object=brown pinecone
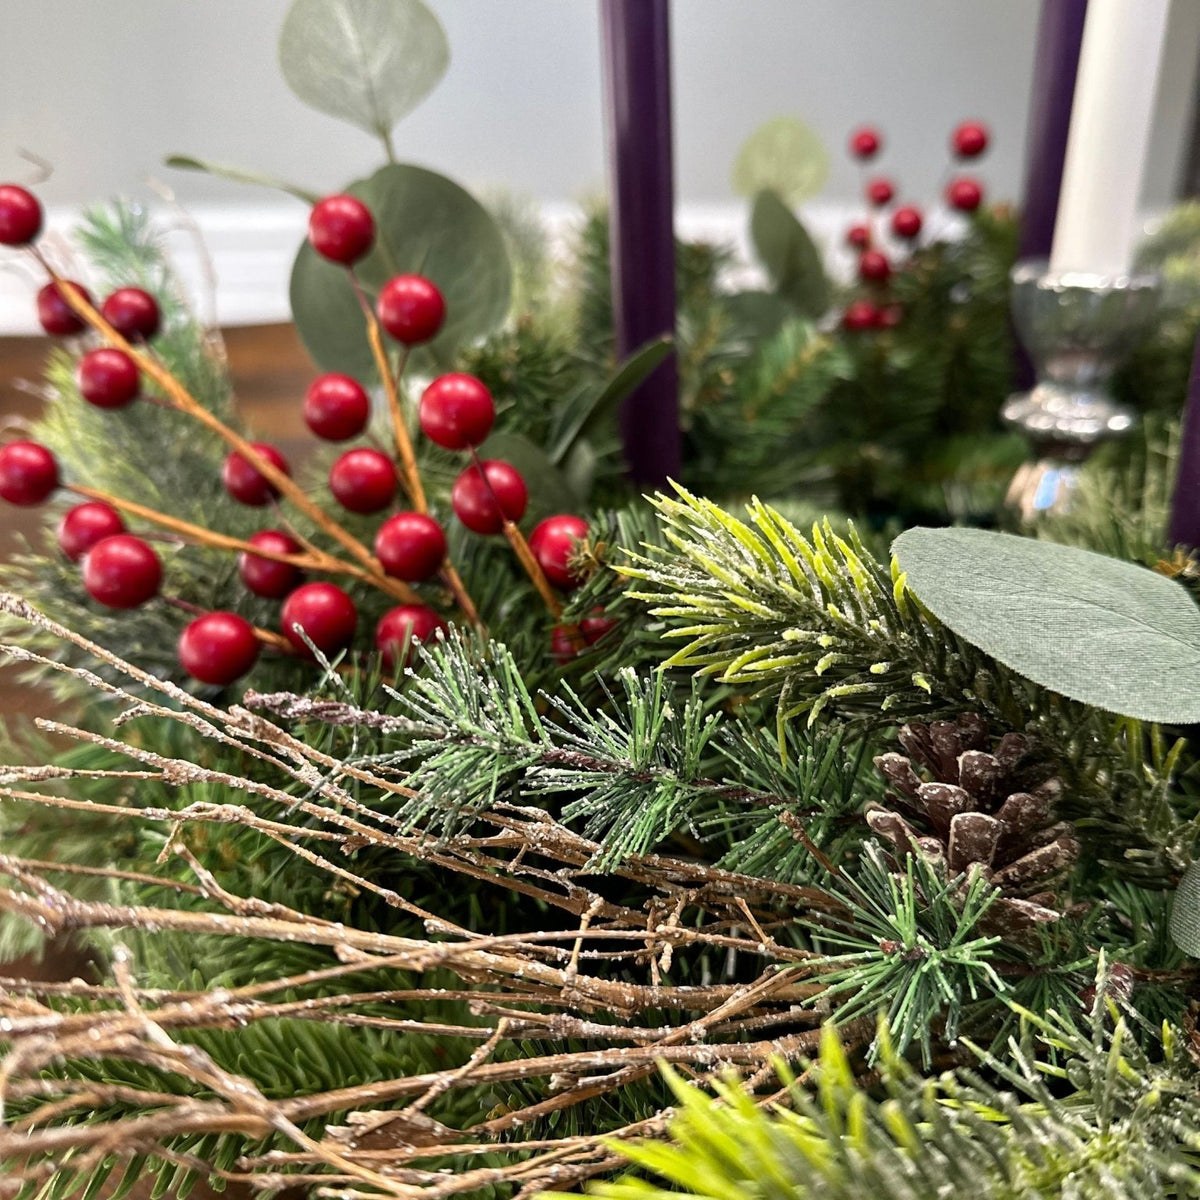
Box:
[868,713,1079,926]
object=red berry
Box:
[419,374,495,450]
[377,275,445,345]
[37,281,92,336]
[281,582,357,657]
[451,460,528,535]
[308,195,375,265]
[891,206,923,240]
[841,300,878,332]
[328,448,397,514]
[845,223,871,250]
[551,625,578,664]
[0,185,42,245]
[581,607,617,645]
[849,127,882,160]
[858,250,891,285]
[78,348,140,409]
[100,288,160,342]
[866,178,895,207]
[877,303,904,329]
[0,441,58,505]
[529,514,589,589]
[304,373,370,441]
[375,604,447,669]
[238,529,304,598]
[57,502,125,561]
[952,121,989,159]
[374,512,446,581]
[178,611,260,685]
[947,177,984,212]
[82,534,161,609]
[222,443,290,506]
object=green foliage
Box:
[625,485,986,729]
[893,525,1200,723]
[578,991,1200,1200]
[277,0,449,147]
[804,846,1006,1063]
[163,154,319,202]
[289,162,512,378]
[749,189,830,317]
[732,116,829,207]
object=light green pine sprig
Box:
[624,484,1004,732]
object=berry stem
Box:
[347,269,484,632]
[466,448,563,620]
[439,563,483,630]
[161,594,295,654]
[65,484,421,605]
[40,261,411,603]
[347,272,426,511]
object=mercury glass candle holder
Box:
[1003,261,1160,516]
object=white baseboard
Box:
[1,196,1106,336]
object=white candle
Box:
[1049,0,1170,277]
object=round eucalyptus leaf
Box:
[278,0,449,138]
[1171,862,1200,956]
[893,526,1200,724]
[732,116,829,207]
[289,164,512,380]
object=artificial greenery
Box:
[580,974,1200,1200]
[5,2,1200,1197]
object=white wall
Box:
[1,1,1197,328]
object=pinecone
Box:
[868,713,1079,927]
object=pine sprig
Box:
[802,845,1007,1064]
[625,484,994,729]
[578,970,1200,1200]
[386,632,843,868]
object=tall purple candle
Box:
[599,0,680,486]
[1018,0,1089,263]
[1168,331,1200,548]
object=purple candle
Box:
[599,0,680,486]
[1168,331,1200,548]
[1018,0,1089,263]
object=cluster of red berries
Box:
[0,184,611,687]
[840,120,990,333]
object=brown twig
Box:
[39,268,417,604]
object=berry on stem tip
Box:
[0,441,58,506]
[308,195,375,265]
[0,184,42,245]
[178,611,260,685]
[377,274,445,345]
[419,374,494,450]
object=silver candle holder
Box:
[1003,261,1160,517]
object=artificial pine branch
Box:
[578,966,1200,1200]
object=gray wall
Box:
[1,1,1197,212]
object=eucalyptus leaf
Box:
[165,156,319,204]
[893,526,1200,724]
[289,163,511,380]
[278,0,449,140]
[750,190,830,318]
[475,432,581,522]
[721,290,793,341]
[732,116,829,207]
[1171,862,1200,956]
[547,337,673,465]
